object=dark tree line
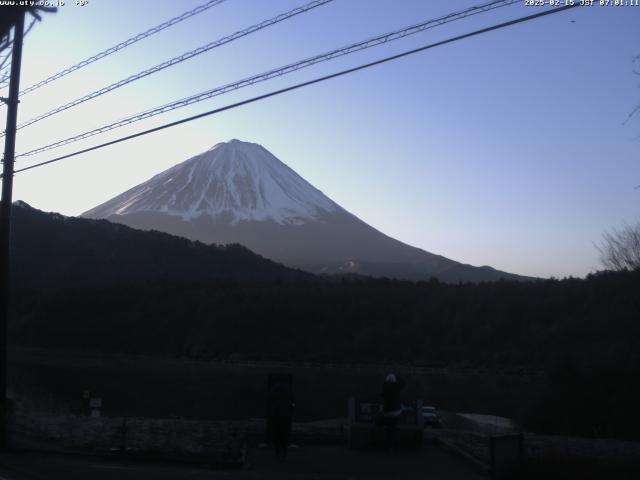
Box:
[8,203,640,439]
[10,270,640,439]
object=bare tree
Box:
[597,222,640,271]
[624,55,640,126]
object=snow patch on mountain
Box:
[84,139,340,225]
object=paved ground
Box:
[0,444,484,480]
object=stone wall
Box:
[7,414,347,463]
[8,414,250,464]
[524,433,640,463]
[432,428,640,468]
[431,429,490,464]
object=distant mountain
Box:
[84,139,533,283]
[10,201,312,291]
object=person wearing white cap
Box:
[379,372,406,449]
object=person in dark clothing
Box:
[267,381,295,458]
[379,372,406,449]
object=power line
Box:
[0,33,11,55]
[0,18,39,90]
[18,0,229,96]
[11,0,334,133]
[16,0,520,158]
[0,19,36,73]
[12,3,580,176]
[0,49,11,73]
[0,38,13,87]
[0,69,9,89]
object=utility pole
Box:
[0,10,25,450]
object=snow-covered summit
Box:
[84,139,340,225]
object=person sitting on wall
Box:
[267,381,295,459]
[376,372,406,449]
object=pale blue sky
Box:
[5,0,640,278]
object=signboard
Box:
[268,373,292,391]
[354,401,383,423]
[350,398,421,426]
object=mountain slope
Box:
[84,140,532,283]
[11,201,312,291]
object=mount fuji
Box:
[83,139,530,282]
